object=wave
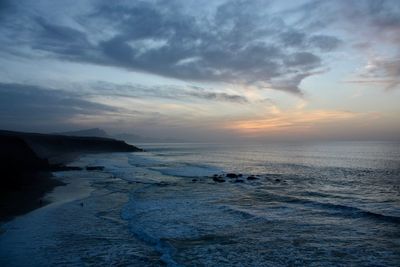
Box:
[151,163,221,178]
[127,154,163,167]
[304,201,400,224]
[121,202,181,267]
[299,191,344,199]
[240,190,400,224]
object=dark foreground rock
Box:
[213,177,225,183]
[0,135,64,221]
[0,135,50,190]
[86,166,105,171]
[50,164,83,171]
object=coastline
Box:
[0,129,141,224]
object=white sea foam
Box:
[151,164,221,178]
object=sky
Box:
[0,0,399,142]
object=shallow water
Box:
[1,141,399,266]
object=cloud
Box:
[89,81,248,103]
[347,57,400,90]
[33,18,92,58]
[2,0,398,96]
[187,91,247,103]
[309,35,342,52]
[279,31,306,48]
[347,0,400,30]
[0,0,10,12]
[0,82,117,131]
[224,110,357,135]
[0,0,344,94]
[338,1,400,90]
[284,0,400,91]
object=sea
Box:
[0,141,399,266]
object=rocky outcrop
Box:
[0,135,46,167]
[210,173,282,184]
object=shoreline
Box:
[0,171,65,223]
[0,129,142,224]
[0,154,163,266]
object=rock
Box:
[213,177,225,183]
[86,166,104,171]
[51,164,83,171]
[247,175,258,180]
[0,135,50,172]
[275,178,281,182]
[226,173,238,178]
[234,179,244,183]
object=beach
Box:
[0,130,141,222]
[0,154,162,266]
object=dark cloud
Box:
[349,0,400,30]
[285,0,400,38]
[0,0,346,94]
[89,82,248,103]
[280,31,306,48]
[86,1,329,93]
[0,0,15,15]
[187,91,247,103]
[34,18,92,57]
[0,0,10,11]
[309,35,342,52]
[0,83,117,131]
[284,52,321,68]
[8,1,399,93]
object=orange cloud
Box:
[224,110,357,135]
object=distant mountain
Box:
[55,128,110,138]
[113,133,143,142]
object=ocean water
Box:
[1,142,399,266]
